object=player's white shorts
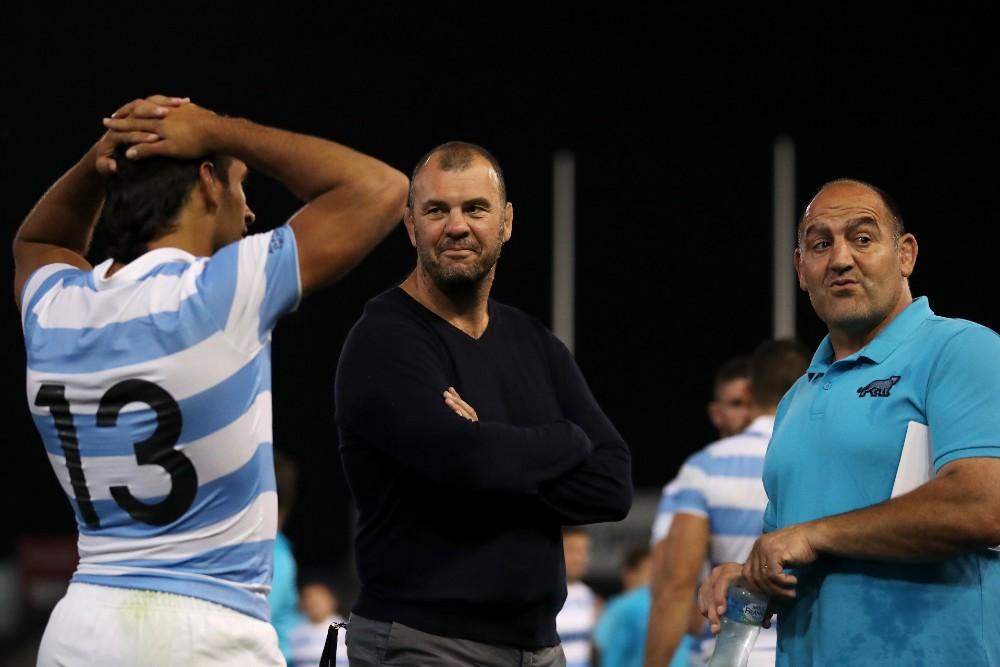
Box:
[37,582,285,666]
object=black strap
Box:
[319,619,350,667]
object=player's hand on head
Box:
[96,95,191,175]
[101,97,220,162]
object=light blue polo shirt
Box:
[764,297,1000,666]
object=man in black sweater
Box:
[335,142,632,666]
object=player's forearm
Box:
[15,144,104,254]
[809,460,1000,560]
[643,585,696,667]
[211,116,401,204]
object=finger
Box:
[443,396,464,415]
[741,560,758,593]
[129,101,172,119]
[454,399,478,421]
[103,117,162,133]
[742,549,766,594]
[108,97,185,123]
[124,141,175,160]
[445,388,479,420]
[95,156,117,176]
[105,130,161,144]
[110,98,144,119]
[766,570,798,597]
[706,575,730,633]
[443,395,472,420]
[144,95,190,107]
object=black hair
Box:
[98,144,231,263]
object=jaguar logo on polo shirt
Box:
[857,375,902,398]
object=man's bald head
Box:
[408,141,507,208]
[798,179,905,248]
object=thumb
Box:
[125,142,168,160]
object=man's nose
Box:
[443,209,470,235]
[829,238,853,271]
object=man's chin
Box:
[432,271,485,291]
[824,306,881,333]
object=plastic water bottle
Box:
[707,578,768,667]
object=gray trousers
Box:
[345,614,566,667]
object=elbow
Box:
[611,455,634,520]
[376,168,409,228]
[590,479,633,523]
[609,480,634,521]
[593,457,634,522]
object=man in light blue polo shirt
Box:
[699,179,1000,666]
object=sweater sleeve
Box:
[535,337,633,524]
[334,308,593,495]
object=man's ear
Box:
[403,208,417,248]
[502,202,513,242]
[794,248,807,291]
[197,161,222,212]
[898,233,918,278]
[707,401,722,431]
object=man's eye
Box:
[856,235,872,245]
[812,240,830,251]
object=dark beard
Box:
[417,229,504,295]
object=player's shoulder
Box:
[687,428,769,468]
[921,312,1000,348]
[21,262,92,307]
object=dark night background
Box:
[0,2,996,647]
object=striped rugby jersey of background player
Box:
[652,415,778,666]
[20,225,300,621]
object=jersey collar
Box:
[807,297,934,377]
[92,248,198,290]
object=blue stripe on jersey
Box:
[657,492,674,513]
[60,269,97,291]
[34,349,272,458]
[258,226,300,341]
[665,488,708,512]
[137,261,194,281]
[72,571,271,621]
[686,455,765,477]
[708,507,765,537]
[196,241,239,332]
[176,347,270,444]
[77,442,275,538]
[25,294,222,373]
[97,539,274,586]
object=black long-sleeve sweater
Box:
[334,287,632,648]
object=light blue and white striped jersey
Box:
[557,581,597,667]
[652,415,776,666]
[20,226,300,622]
